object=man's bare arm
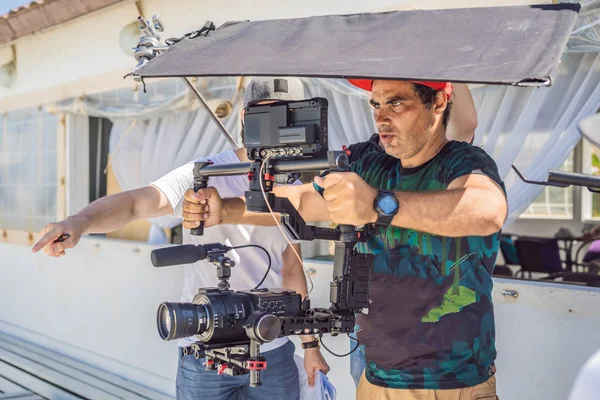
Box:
[317,171,506,237]
[390,174,506,237]
[82,186,173,233]
[32,186,172,255]
[446,83,477,143]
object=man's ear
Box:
[434,91,448,116]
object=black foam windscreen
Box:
[151,244,207,267]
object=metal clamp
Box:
[501,289,518,298]
[129,14,238,148]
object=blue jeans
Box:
[176,341,299,400]
[349,332,366,388]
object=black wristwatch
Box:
[301,339,320,349]
[373,190,399,227]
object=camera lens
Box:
[156,302,208,341]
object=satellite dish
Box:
[119,21,142,57]
[580,113,600,147]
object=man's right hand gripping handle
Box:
[183,161,227,232]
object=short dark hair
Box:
[412,83,452,129]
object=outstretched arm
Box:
[32,186,172,256]
[315,171,507,237]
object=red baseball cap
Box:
[348,79,453,99]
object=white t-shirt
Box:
[151,149,294,352]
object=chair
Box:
[576,240,600,266]
[514,237,565,279]
[492,264,514,277]
[492,234,519,278]
[499,234,520,266]
[561,272,600,287]
[568,239,600,273]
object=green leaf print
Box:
[423,250,477,323]
[421,285,477,323]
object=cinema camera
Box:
[131,15,374,387]
[151,95,375,387]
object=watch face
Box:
[378,194,398,215]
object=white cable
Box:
[259,157,314,297]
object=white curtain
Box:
[474,52,600,225]
[109,109,242,243]
[566,0,600,52]
[108,85,243,243]
[49,78,197,119]
[302,78,376,150]
[580,113,600,144]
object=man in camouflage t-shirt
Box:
[185,79,508,400]
[349,143,503,390]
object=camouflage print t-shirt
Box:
[351,140,505,390]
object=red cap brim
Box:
[347,79,374,91]
[348,79,453,99]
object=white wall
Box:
[0,237,184,396]
[493,278,600,400]
[0,1,143,110]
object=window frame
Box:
[0,110,66,245]
[518,142,581,221]
[88,117,113,204]
[580,138,600,223]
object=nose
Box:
[375,108,391,130]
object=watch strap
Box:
[301,339,320,349]
[374,190,399,227]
